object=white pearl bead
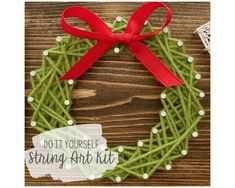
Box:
[198,110,205,116]
[118,146,124,153]
[195,73,201,80]
[56,36,62,42]
[192,131,199,137]
[43,50,48,56]
[163,27,169,33]
[137,140,144,147]
[152,128,158,134]
[177,40,183,47]
[30,121,36,127]
[64,100,70,105]
[144,20,148,25]
[115,176,121,182]
[27,96,34,102]
[68,79,74,85]
[199,91,205,98]
[160,93,167,99]
[114,47,120,53]
[161,111,167,117]
[65,164,71,170]
[116,16,122,22]
[30,71,36,77]
[188,56,194,63]
[143,173,149,179]
[165,164,172,170]
[181,149,188,156]
[67,120,73,125]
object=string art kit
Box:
[27,2,205,182]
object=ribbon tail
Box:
[128,41,183,87]
[60,41,113,80]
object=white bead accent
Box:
[177,40,183,47]
[30,121,36,127]
[152,128,158,134]
[137,140,144,147]
[115,176,121,182]
[144,20,148,25]
[30,71,36,77]
[116,16,122,22]
[160,93,167,99]
[163,27,169,33]
[27,96,34,102]
[188,56,194,63]
[181,149,188,156]
[195,73,201,80]
[67,120,73,125]
[64,100,70,105]
[65,164,71,170]
[56,36,62,42]
[192,131,199,137]
[199,91,205,98]
[68,79,74,85]
[161,111,167,117]
[198,110,205,116]
[114,47,120,53]
[118,146,124,153]
[165,164,172,170]
[43,50,48,56]
[143,173,149,179]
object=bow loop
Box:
[59,2,184,87]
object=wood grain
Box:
[25,2,210,186]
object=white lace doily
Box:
[194,22,210,54]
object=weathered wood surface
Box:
[25,2,210,186]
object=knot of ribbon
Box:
[60,2,183,87]
[108,33,133,44]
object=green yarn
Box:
[27,18,204,182]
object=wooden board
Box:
[25,2,210,186]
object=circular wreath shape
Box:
[27,18,204,182]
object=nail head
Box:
[152,128,158,134]
[56,36,62,42]
[115,176,121,182]
[116,16,122,22]
[30,121,36,127]
[67,120,73,125]
[30,71,36,77]
[114,47,120,53]
[165,164,172,170]
[117,146,124,153]
[68,79,74,85]
[27,96,34,102]
[137,140,144,147]
[143,173,149,179]
[161,111,167,117]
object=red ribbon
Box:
[60,2,183,87]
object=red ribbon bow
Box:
[60,2,183,87]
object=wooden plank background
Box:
[25,2,210,186]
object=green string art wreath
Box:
[27,18,205,182]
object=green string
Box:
[27,19,204,182]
